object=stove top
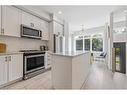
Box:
[19,50,39,52]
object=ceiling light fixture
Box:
[81,25,85,31]
[58,11,62,14]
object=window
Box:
[76,39,83,50]
[84,39,90,51]
[92,38,103,52]
[74,34,103,52]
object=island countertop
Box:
[50,51,90,57]
[51,51,91,89]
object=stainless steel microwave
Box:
[21,24,42,39]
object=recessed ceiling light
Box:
[58,11,62,14]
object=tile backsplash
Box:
[0,36,48,52]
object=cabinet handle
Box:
[9,56,11,61]
[30,23,34,27]
[5,56,8,62]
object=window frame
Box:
[75,35,84,51]
[84,36,91,51]
[74,34,104,53]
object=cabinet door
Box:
[8,54,23,82]
[22,11,41,29]
[0,55,8,86]
[2,6,21,37]
[22,11,33,27]
[32,16,41,29]
[45,53,52,69]
[41,21,49,40]
[54,22,64,35]
[0,6,1,35]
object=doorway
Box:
[113,42,126,74]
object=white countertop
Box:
[51,51,90,57]
[0,52,24,56]
[0,50,51,56]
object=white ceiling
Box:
[25,6,119,31]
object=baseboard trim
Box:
[0,77,23,89]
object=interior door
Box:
[113,42,126,74]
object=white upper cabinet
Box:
[0,6,1,35]
[21,11,33,27]
[0,55,8,86]
[41,20,49,40]
[22,11,49,40]
[22,11,41,29]
[0,6,50,39]
[8,54,23,82]
[54,21,64,35]
[32,15,41,29]
[2,6,22,37]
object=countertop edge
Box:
[0,50,52,55]
[0,52,24,55]
[50,52,90,57]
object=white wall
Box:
[0,36,47,52]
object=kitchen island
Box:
[51,51,91,89]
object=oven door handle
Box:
[26,54,45,58]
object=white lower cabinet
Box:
[0,54,23,86]
[8,54,23,82]
[0,56,8,86]
[45,52,52,69]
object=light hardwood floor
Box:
[2,62,127,89]
[82,62,127,89]
[2,70,52,89]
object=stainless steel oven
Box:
[20,50,45,79]
[24,54,45,74]
[21,24,42,39]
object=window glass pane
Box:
[92,38,103,51]
[84,39,90,51]
[76,39,83,50]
